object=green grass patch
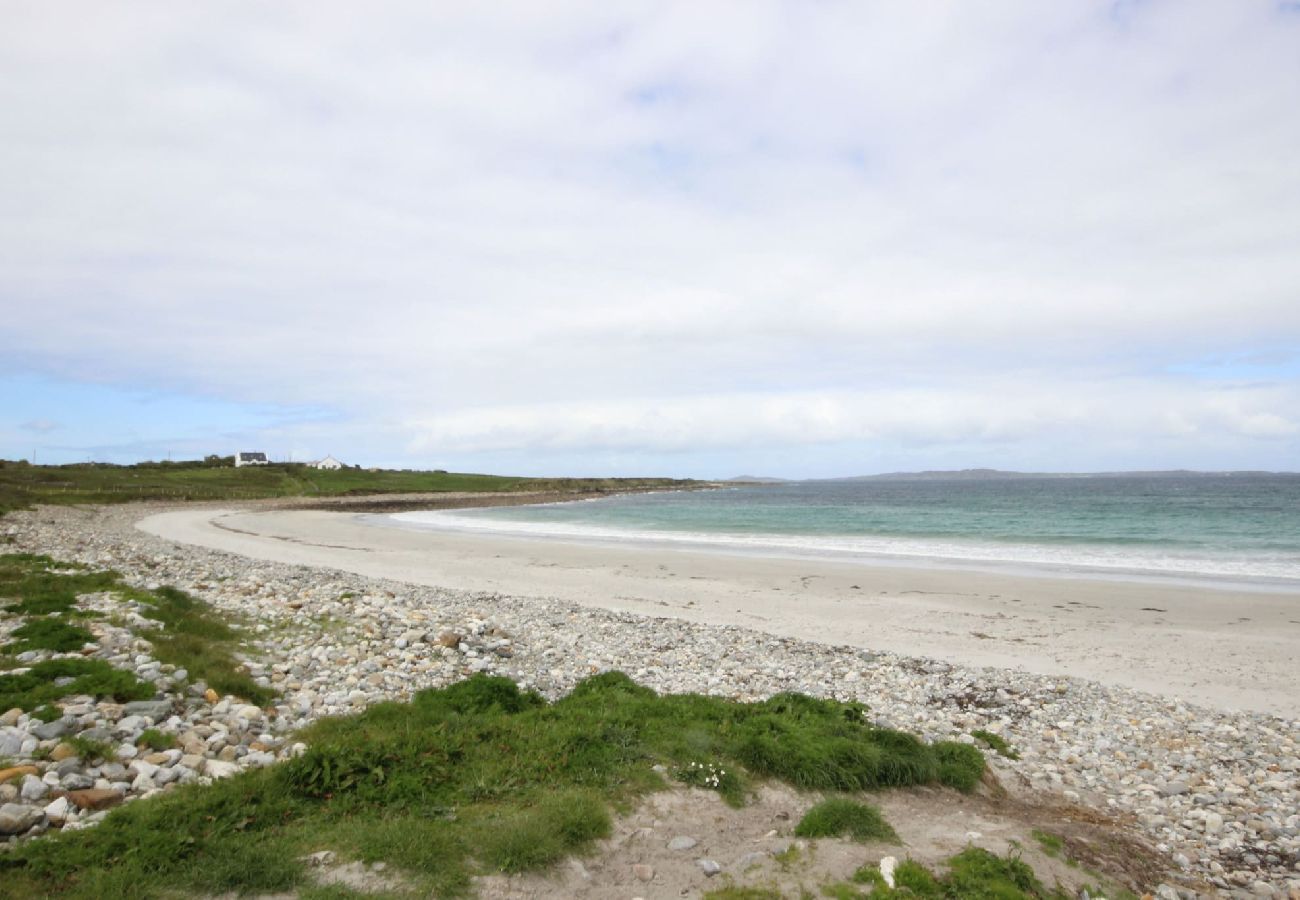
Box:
[29,703,62,723]
[933,741,986,792]
[5,617,94,653]
[1031,828,1064,857]
[703,888,785,900]
[847,847,1073,898]
[136,728,178,751]
[0,552,274,708]
[128,585,274,705]
[794,797,898,843]
[0,554,119,617]
[0,672,993,898]
[0,658,154,712]
[66,735,115,763]
[972,729,1020,760]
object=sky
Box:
[2,1,1298,478]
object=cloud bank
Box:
[1,2,1298,474]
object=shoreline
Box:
[5,501,1299,892]
[140,504,1300,719]
[382,507,1300,595]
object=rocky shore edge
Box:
[1,502,1297,897]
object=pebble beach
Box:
[2,502,1298,897]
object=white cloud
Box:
[1,1,1298,472]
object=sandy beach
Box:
[138,506,1300,718]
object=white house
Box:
[234,451,269,467]
[311,455,345,470]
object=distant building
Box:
[311,455,345,470]
[235,451,269,467]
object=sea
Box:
[389,473,1300,589]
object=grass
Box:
[972,729,1020,760]
[933,741,986,792]
[0,658,154,712]
[136,728,178,751]
[704,889,785,900]
[837,847,1074,898]
[1031,829,1066,858]
[66,735,116,763]
[0,552,273,708]
[0,553,118,616]
[4,617,94,653]
[794,797,898,842]
[0,672,985,899]
[0,458,696,519]
[125,585,275,705]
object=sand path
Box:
[138,507,1300,718]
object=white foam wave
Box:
[386,510,1300,587]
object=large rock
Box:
[204,760,241,779]
[0,802,39,835]
[0,709,22,727]
[60,789,125,811]
[49,743,79,762]
[122,700,173,721]
[20,774,49,802]
[0,765,40,786]
[43,796,70,826]
[0,731,24,757]
[31,718,71,740]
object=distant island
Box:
[842,468,1293,481]
[725,469,1296,484]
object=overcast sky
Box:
[2,2,1298,477]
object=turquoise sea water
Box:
[392,474,1300,586]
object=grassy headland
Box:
[0,457,697,518]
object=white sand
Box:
[138,506,1300,717]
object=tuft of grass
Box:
[933,741,986,792]
[0,657,153,712]
[1032,828,1064,857]
[66,734,115,763]
[794,797,898,843]
[5,617,94,653]
[848,847,1070,898]
[703,888,785,900]
[472,789,611,873]
[945,846,1048,897]
[28,703,62,723]
[136,728,178,751]
[972,729,1020,760]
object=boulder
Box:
[61,788,125,811]
[0,765,40,786]
[0,802,39,835]
[122,700,173,721]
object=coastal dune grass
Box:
[0,672,985,898]
[794,796,898,842]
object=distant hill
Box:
[725,475,789,484]
[840,468,1292,481]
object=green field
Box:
[0,458,694,518]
